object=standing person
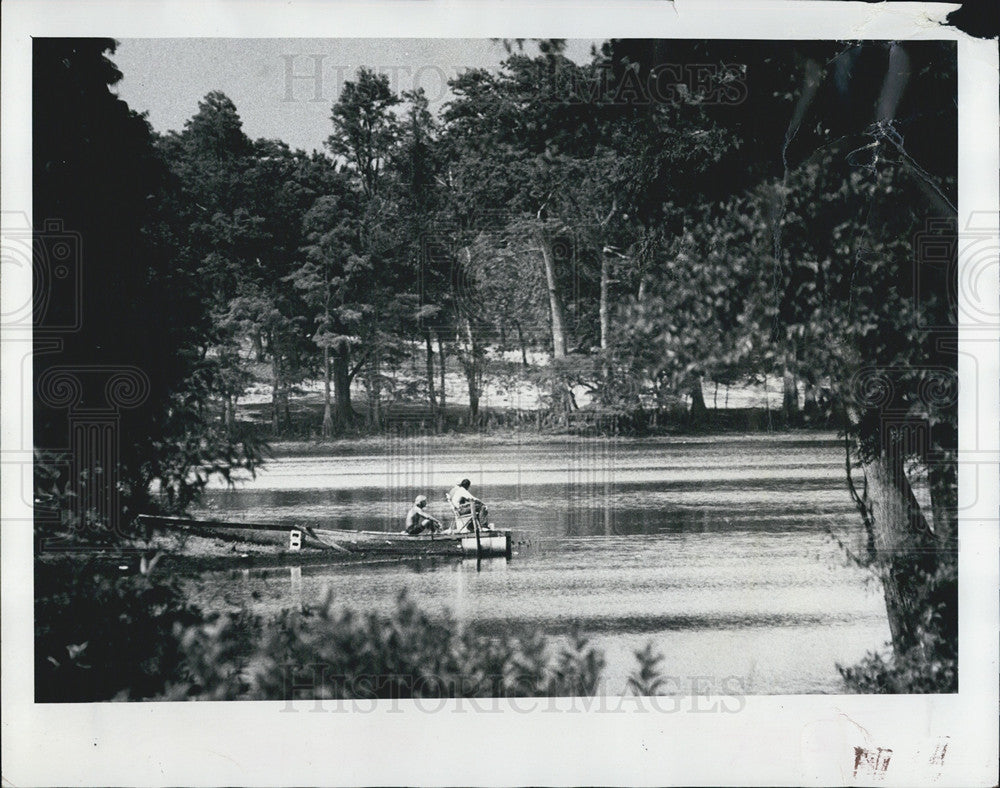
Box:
[446,479,488,532]
[404,495,442,535]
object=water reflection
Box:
[462,556,508,573]
[198,484,854,539]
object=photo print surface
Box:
[4,6,996,784]
[31,36,959,701]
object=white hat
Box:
[415,495,427,505]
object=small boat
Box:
[137,514,512,559]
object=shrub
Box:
[36,566,668,702]
[627,642,669,696]
[838,564,957,693]
[34,558,202,702]
[167,590,612,700]
[837,643,957,694]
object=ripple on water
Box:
[185,434,890,695]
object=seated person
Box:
[445,479,488,533]
[404,495,442,535]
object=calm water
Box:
[187,433,890,694]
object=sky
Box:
[113,38,602,153]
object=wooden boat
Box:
[137,514,512,559]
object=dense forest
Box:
[33,38,957,692]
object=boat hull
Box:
[138,515,512,559]
[460,533,510,557]
[313,528,510,558]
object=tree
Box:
[322,68,409,429]
[391,89,448,421]
[599,39,957,685]
[33,41,262,533]
[753,46,956,673]
[328,68,400,200]
[726,43,956,681]
[620,197,762,423]
[158,92,266,434]
[292,186,354,435]
[162,101,329,437]
[440,51,603,417]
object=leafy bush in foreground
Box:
[166,590,608,700]
[37,561,662,702]
[34,559,202,702]
[838,642,957,694]
[838,564,957,693]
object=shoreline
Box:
[265,427,840,457]
[35,531,467,575]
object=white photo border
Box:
[2,2,997,785]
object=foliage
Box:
[838,639,956,695]
[161,103,338,435]
[627,643,670,696]
[33,41,264,537]
[838,564,957,693]
[327,68,400,199]
[34,562,675,702]
[34,559,202,702]
[168,590,612,699]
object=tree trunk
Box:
[859,443,938,656]
[763,372,772,430]
[371,360,383,429]
[223,395,236,433]
[926,452,958,650]
[516,321,528,367]
[332,345,353,428]
[463,316,481,424]
[782,366,800,424]
[689,375,708,421]
[537,225,573,418]
[655,376,668,416]
[467,377,480,423]
[436,331,447,412]
[424,329,437,413]
[271,352,281,433]
[253,332,265,362]
[537,224,568,359]
[803,381,819,422]
[322,345,333,438]
[927,453,957,556]
[600,250,611,351]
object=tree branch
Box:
[348,349,374,381]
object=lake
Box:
[187,432,890,694]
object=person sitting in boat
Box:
[404,495,443,536]
[446,479,488,533]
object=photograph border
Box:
[3,2,998,785]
